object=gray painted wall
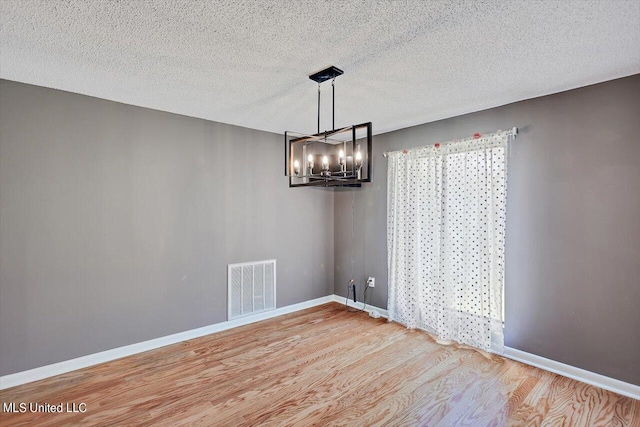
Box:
[335,75,640,385]
[2,75,639,385]
[0,80,334,376]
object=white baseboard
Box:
[2,294,638,400]
[502,347,640,400]
[0,295,334,390]
[330,294,389,318]
[332,295,640,399]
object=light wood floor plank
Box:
[508,369,556,426]
[0,302,637,426]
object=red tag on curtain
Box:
[474,132,481,139]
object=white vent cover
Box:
[228,259,276,320]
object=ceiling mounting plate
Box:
[309,66,344,83]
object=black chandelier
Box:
[284,66,372,188]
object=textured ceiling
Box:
[1,0,639,135]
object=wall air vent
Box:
[228,259,276,320]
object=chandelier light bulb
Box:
[322,155,329,170]
[355,151,362,163]
[307,154,314,173]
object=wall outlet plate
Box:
[367,277,375,287]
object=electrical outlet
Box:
[367,277,375,288]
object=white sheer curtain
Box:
[386,131,508,354]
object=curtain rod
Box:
[382,127,518,158]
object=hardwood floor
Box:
[1,302,638,426]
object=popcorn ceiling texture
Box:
[1,0,639,135]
